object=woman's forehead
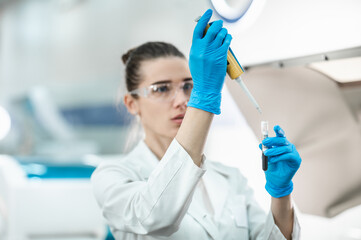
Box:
[139,57,191,85]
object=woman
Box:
[92,9,301,240]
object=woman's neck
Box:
[144,134,173,160]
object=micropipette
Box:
[195,17,262,114]
[261,121,269,171]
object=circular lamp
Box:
[209,0,253,23]
[208,0,267,35]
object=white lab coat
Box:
[91,139,300,240]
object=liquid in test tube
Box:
[261,121,269,171]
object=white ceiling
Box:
[228,0,361,66]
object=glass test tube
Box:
[261,121,269,171]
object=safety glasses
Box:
[129,80,193,102]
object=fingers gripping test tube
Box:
[261,121,269,171]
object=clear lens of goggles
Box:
[131,81,193,102]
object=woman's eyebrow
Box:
[151,78,192,85]
[150,80,172,85]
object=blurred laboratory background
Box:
[0,0,361,239]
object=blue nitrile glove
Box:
[259,125,302,198]
[187,9,232,115]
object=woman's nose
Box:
[172,89,189,107]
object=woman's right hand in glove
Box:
[187,9,232,115]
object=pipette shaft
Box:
[226,46,262,114]
[235,77,262,114]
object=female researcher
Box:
[91,9,301,240]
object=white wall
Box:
[0,0,209,102]
[2,0,360,101]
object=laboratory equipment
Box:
[209,0,253,23]
[0,155,107,240]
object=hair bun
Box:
[122,48,136,65]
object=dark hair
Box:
[122,42,185,93]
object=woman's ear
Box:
[124,94,139,115]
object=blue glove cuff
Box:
[187,90,221,115]
[265,181,293,198]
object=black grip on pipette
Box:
[262,152,268,171]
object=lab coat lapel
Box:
[187,165,229,240]
[187,193,220,240]
[202,165,229,220]
[135,140,228,240]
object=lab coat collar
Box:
[129,140,160,180]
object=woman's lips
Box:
[171,114,185,124]
[171,118,183,124]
